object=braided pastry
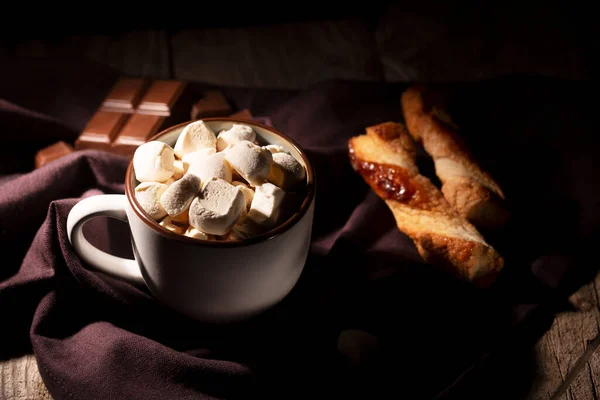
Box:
[401,85,508,230]
[348,121,503,287]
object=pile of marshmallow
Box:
[132,120,306,240]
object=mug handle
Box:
[66,194,145,286]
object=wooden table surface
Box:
[0,24,596,400]
[530,278,600,400]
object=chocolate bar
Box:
[101,78,148,111]
[137,80,185,115]
[75,79,196,157]
[75,111,129,151]
[34,77,270,168]
[111,113,166,156]
[35,141,74,169]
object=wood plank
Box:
[0,354,51,399]
[13,30,170,79]
[529,334,567,400]
[590,343,600,398]
[171,19,384,89]
[528,272,600,400]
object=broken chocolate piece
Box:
[191,91,232,120]
[35,141,74,168]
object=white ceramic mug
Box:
[67,118,316,323]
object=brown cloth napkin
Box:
[1,57,598,399]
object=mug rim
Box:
[125,117,316,248]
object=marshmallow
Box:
[164,177,176,186]
[187,152,232,185]
[189,178,246,235]
[160,173,202,216]
[247,182,285,226]
[268,152,306,189]
[134,182,168,221]
[224,140,273,186]
[133,141,175,182]
[264,144,286,154]
[182,148,216,170]
[173,120,217,158]
[232,181,255,210]
[159,216,186,235]
[171,209,190,225]
[172,159,186,179]
[184,226,210,240]
[226,220,261,240]
[219,144,234,156]
[216,124,256,151]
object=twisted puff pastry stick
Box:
[348,122,503,287]
[401,85,508,230]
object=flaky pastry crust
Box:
[349,122,503,287]
[401,85,508,229]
